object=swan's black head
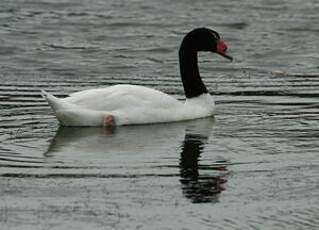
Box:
[180,27,233,61]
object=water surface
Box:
[0,0,319,229]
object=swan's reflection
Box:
[45,122,188,157]
[179,120,227,203]
[45,118,227,203]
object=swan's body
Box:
[42,28,231,127]
[42,85,214,126]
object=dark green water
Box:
[0,0,318,229]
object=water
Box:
[1,0,319,229]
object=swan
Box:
[42,28,232,127]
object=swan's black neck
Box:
[179,47,208,99]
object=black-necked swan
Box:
[42,28,232,127]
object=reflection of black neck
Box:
[179,47,208,99]
[179,130,226,203]
[180,134,204,179]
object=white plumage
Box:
[42,84,215,126]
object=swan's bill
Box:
[219,51,233,62]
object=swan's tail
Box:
[41,90,106,126]
[41,90,67,111]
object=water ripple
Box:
[1,0,319,229]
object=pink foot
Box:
[102,114,116,127]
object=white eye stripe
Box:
[209,30,220,40]
[214,33,220,39]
